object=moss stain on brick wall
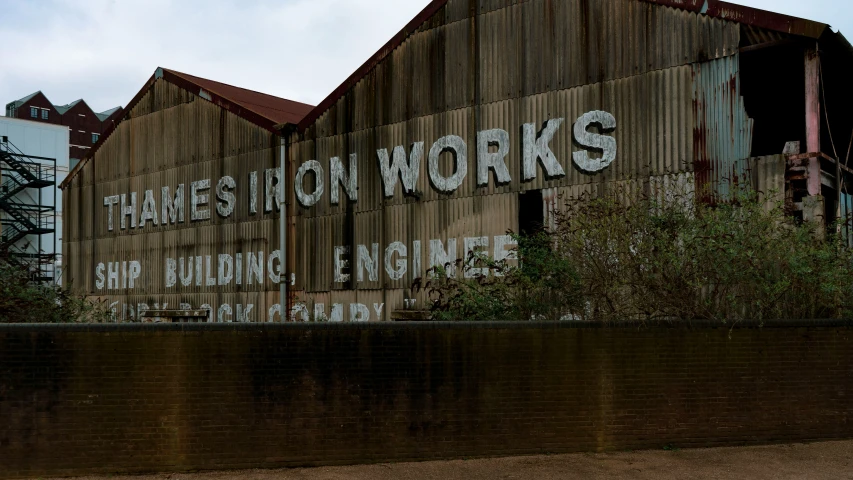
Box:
[0,322,852,479]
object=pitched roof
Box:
[96,107,122,122]
[297,0,838,131]
[7,91,43,109]
[54,99,82,115]
[60,67,314,189]
[163,69,314,127]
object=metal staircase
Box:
[0,137,57,283]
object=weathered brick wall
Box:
[1,321,851,479]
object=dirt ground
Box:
[40,440,853,480]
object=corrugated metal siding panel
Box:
[64,78,284,322]
[302,0,737,143]
[287,0,750,321]
[692,54,754,199]
[294,64,696,215]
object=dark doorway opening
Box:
[519,190,544,234]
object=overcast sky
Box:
[0,0,850,114]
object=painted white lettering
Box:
[428,135,468,193]
[384,242,407,281]
[334,246,351,283]
[139,190,158,227]
[128,261,142,288]
[218,254,234,285]
[190,180,211,221]
[373,303,385,319]
[429,239,457,277]
[268,304,282,323]
[249,171,259,214]
[95,263,105,290]
[291,303,309,322]
[523,118,565,181]
[236,253,243,285]
[265,168,282,213]
[330,303,344,322]
[350,303,370,323]
[216,176,237,217]
[161,185,185,224]
[357,243,379,282]
[572,111,617,172]
[236,304,254,323]
[267,250,282,283]
[377,143,423,197]
[179,257,193,287]
[412,240,422,279]
[166,258,177,287]
[493,235,519,277]
[477,129,512,186]
[295,160,324,207]
[463,237,489,278]
[204,256,216,286]
[107,262,120,290]
[103,195,119,231]
[247,252,264,285]
[314,303,327,322]
[120,193,137,230]
[195,256,203,287]
[218,304,233,323]
[330,154,358,204]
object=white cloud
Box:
[0,0,430,111]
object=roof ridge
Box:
[163,68,313,108]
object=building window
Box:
[41,109,49,120]
[30,107,38,118]
[92,133,99,144]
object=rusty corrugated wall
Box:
[288,0,752,321]
[63,79,287,321]
[693,55,754,199]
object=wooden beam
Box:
[805,46,821,196]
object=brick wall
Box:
[1,321,851,479]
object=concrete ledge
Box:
[1,318,851,332]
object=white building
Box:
[0,116,69,284]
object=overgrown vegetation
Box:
[0,256,111,323]
[420,187,853,323]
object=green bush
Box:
[420,187,853,323]
[0,259,111,323]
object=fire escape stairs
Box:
[0,138,56,283]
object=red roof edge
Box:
[296,0,450,131]
[297,0,829,134]
[639,0,827,38]
[61,68,312,189]
[710,1,827,39]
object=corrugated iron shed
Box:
[60,68,313,190]
[297,0,833,134]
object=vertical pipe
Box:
[279,132,287,322]
[805,45,821,197]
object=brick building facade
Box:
[5,91,122,163]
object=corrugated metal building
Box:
[62,0,853,322]
[61,68,313,321]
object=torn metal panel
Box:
[692,54,754,199]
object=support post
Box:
[279,133,288,322]
[805,45,821,197]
